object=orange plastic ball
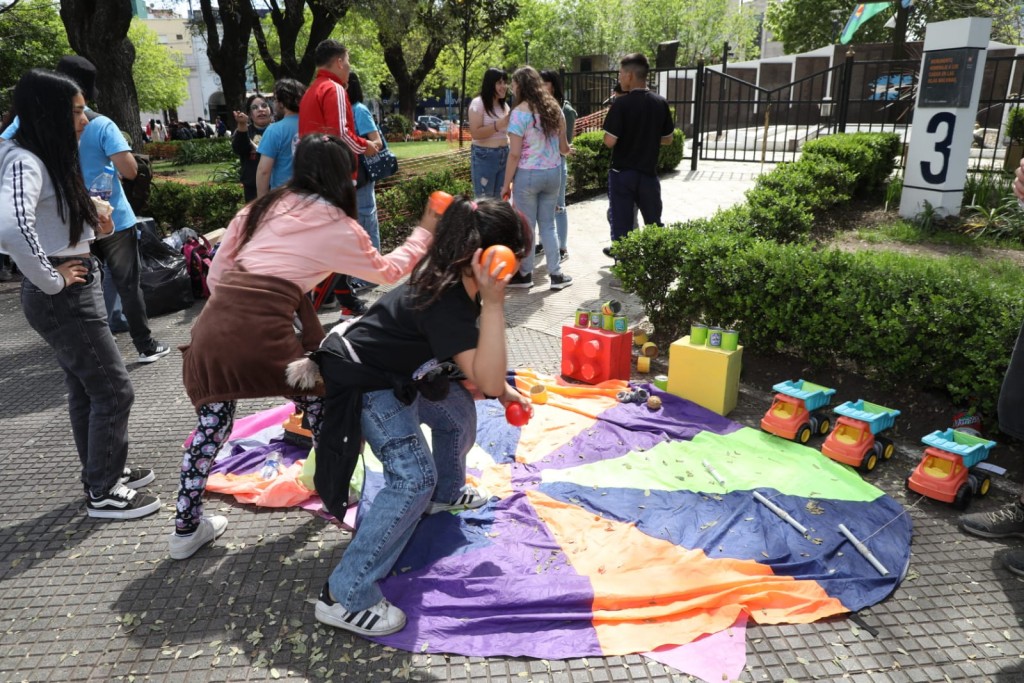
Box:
[429,191,454,215]
[480,245,517,279]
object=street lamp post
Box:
[524,29,532,65]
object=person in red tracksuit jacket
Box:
[300,40,383,318]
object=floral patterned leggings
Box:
[176,396,323,534]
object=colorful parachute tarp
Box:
[207,370,912,676]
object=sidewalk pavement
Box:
[1,160,1023,683]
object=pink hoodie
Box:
[207,192,431,294]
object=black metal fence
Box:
[560,51,1023,172]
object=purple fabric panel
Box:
[601,385,742,438]
[373,492,602,657]
[209,439,309,476]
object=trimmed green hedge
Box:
[143,138,235,165]
[568,129,686,194]
[614,221,1022,415]
[800,132,900,194]
[377,169,472,250]
[148,181,244,234]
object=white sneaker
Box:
[427,485,490,515]
[168,515,228,560]
[314,584,406,636]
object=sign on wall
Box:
[899,18,992,219]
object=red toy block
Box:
[561,325,632,384]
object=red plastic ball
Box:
[480,245,517,279]
[505,402,530,427]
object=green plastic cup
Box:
[690,324,708,345]
[720,329,739,351]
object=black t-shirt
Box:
[344,280,480,377]
[603,90,674,175]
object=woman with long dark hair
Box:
[0,69,160,520]
[501,66,572,291]
[289,196,530,638]
[232,93,274,201]
[173,134,438,560]
[467,67,510,198]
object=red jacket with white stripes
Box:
[298,68,369,179]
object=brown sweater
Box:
[181,269,325,410]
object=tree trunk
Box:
[251,0,349,84]
[199,0,255,113]
[892,4,910,60]
[379,30,446,122]
[59,0,143,149]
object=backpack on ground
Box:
[182,235,214,299]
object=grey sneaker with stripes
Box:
[314,584,406,636]
[426,485,490,515]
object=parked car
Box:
[416,115,444,131]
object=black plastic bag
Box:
[138,221,194,317]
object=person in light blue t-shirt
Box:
[1,56,169,363]
[256,79,305,197]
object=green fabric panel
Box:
[542,427,884,502]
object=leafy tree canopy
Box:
[129,18,190,112]
[0,0,73,95]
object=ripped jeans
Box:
[471,145,509,199]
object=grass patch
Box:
[388,141,458,160]
[856,218,1024,251]
[153,160,233,183]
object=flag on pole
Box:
[840,2,891,44]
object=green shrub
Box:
[377,169,472,250]
[171,138,235,166]
[148,180,244,234]
[384,113,413,137]
[613,218,1023,416]
[744,189,816,241]
[567,129,685,195]
[801,132,900,194]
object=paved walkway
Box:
[1,160,1023,683]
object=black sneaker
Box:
[602,246,614,258]
[534,243,544,256]
[138,341,171,364]
[119,466,155,490]
[337,292,368,320]
[1003,549,1024,577]
[559,250,569,263]
[507,272,533,289]
[959,501,1024,539]
[549,273,573,290]
[87,483,161,520]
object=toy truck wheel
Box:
[809,415,820,434]
[796,424,812,444]
[817,415,831,435]
[953,484,973,511]
[861,451,878,472]
[877,436,895,460]
[977,475,991,496]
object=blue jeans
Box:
[356,181,380,251]
[20,257,134,497]
[512,166,562,277]
[471,145,508,198]
[555,157,569,251]
[92,227,153,352]
[101,264,129,332]
[608,168,663,242]
[328,383,476,612]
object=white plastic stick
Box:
[702,459,726,487]
[752,491,808,535]
[838,523,890,576]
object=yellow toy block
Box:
[667,335,743,416]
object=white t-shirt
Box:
[469,96,509,147]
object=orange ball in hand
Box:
[429,191,454,215]
[480,245,517,279]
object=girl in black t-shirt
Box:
[310,197,532,638]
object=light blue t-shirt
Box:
[352,103,378,138]
[256,115,300,190]
[2,112,137,232]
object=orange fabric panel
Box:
[525,490,846,655]
[207,462,314,508]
